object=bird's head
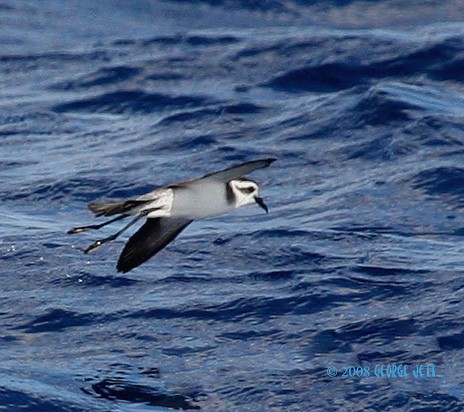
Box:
[229,179,269,213]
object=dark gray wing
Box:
[117,218,193,273]
[201,158,276,182]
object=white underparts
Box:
[137,188,174,218]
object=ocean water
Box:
[1,1,464,411]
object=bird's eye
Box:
[240,186,255,194]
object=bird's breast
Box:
[170,181,235,219]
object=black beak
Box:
[254,196,269,213]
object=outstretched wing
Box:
[117,218,193,273]
[200,158,276,182]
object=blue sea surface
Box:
[1,1,464,411]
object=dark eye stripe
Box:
[240,186,255,194]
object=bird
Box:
[68,158,276,273]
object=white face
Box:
[229,179,260,208]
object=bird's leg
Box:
[84,216,142,254]
[68,214,128,234]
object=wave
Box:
[53,90,215,115]
[83,378,201,410]
[263,34,464,93]
[412,167,464,208]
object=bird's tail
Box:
[88,199,148,217]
